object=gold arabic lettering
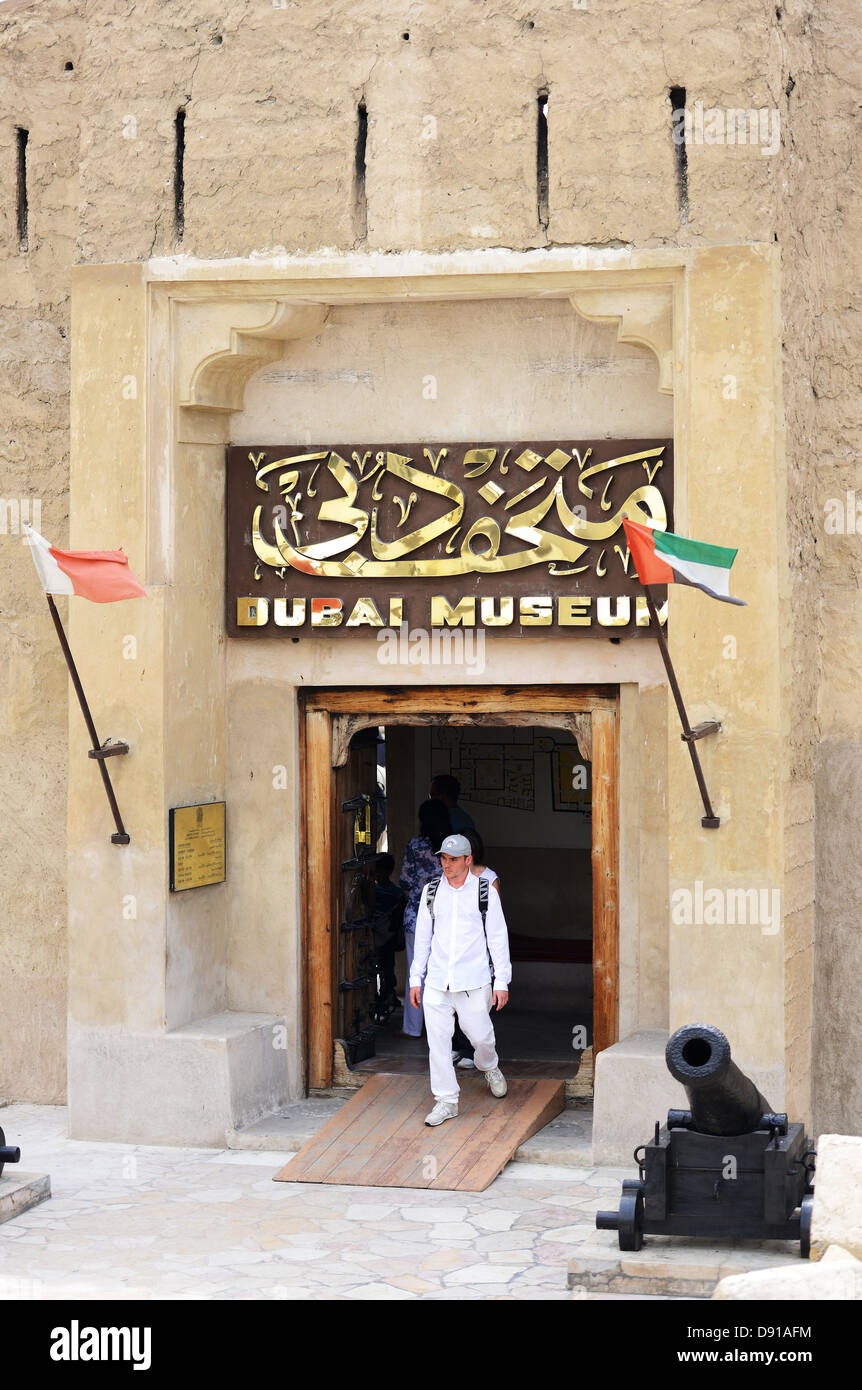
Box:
[249,444,668,579]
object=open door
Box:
[303,687,618,1094]
[334,727,383,1069]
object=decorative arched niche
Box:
[171,276,676,449]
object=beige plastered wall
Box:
[65,246,787,1151]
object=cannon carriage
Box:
[0,1127,20,1180]
[596,1023,816,1257]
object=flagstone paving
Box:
[0,1103,629,1301]
[4,1105,793,1302]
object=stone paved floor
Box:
[0,1103,631,1301]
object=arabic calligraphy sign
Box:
[226,439,673,636]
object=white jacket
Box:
[409,871,512,993]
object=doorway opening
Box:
[364,722,593,1084]
[301,687,619,1099]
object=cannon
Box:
[0,1126,21,1179]
[596,1023,816,1256]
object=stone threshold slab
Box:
[569,1233,808,1299]
[0,1172,51,1225]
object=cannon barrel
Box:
[665,1023,773,1136]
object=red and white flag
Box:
[24,524,146,603]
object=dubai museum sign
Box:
[226,439,672,637]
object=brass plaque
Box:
[169,802,226,893]
[226,440,672,636]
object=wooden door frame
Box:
[301,685,619,1092]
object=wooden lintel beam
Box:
[302,685,617,715]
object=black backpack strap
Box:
[428,873,488,930]
[478,875,489,926]
[478,875,493,974]
[425,876,442,922]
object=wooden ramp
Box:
[274,1074,565,1192]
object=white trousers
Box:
[423,983,499,1103]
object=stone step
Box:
[569,1233,807,1300]
[226,1097,349,1152]
[0,1171,51,1225]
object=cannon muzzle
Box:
[665,1023,773,1136]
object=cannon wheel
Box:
[617,1180,645,1252]
[799,1193,815,1259]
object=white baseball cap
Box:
[435,833,472,857]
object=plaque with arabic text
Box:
[226,440,672,636]
[169,802,226,893]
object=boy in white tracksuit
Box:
[408,833,512,1126]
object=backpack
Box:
[425,874,492,977]
[425,873,490,927]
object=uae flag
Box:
[24,525,146,603]
[622,517,745,606]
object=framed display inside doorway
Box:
[552,747,592,815]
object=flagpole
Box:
[45,594,131,845]
[643,585,721,829]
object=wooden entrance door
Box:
[302,687,619,1092]
[334,727,383,1065]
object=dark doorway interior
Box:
[358,722,593,1081]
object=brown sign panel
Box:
[225,440,672,637]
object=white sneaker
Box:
[484,1067,507,1098]
[456,1056,475,1069]
[425,1101,459,1126]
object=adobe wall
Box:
[0,0,857,1129]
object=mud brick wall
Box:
[0,0,857,1123]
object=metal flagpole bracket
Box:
[88,738,130,760]
[682,720,722,743]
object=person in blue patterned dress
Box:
[399,799,451,1037]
